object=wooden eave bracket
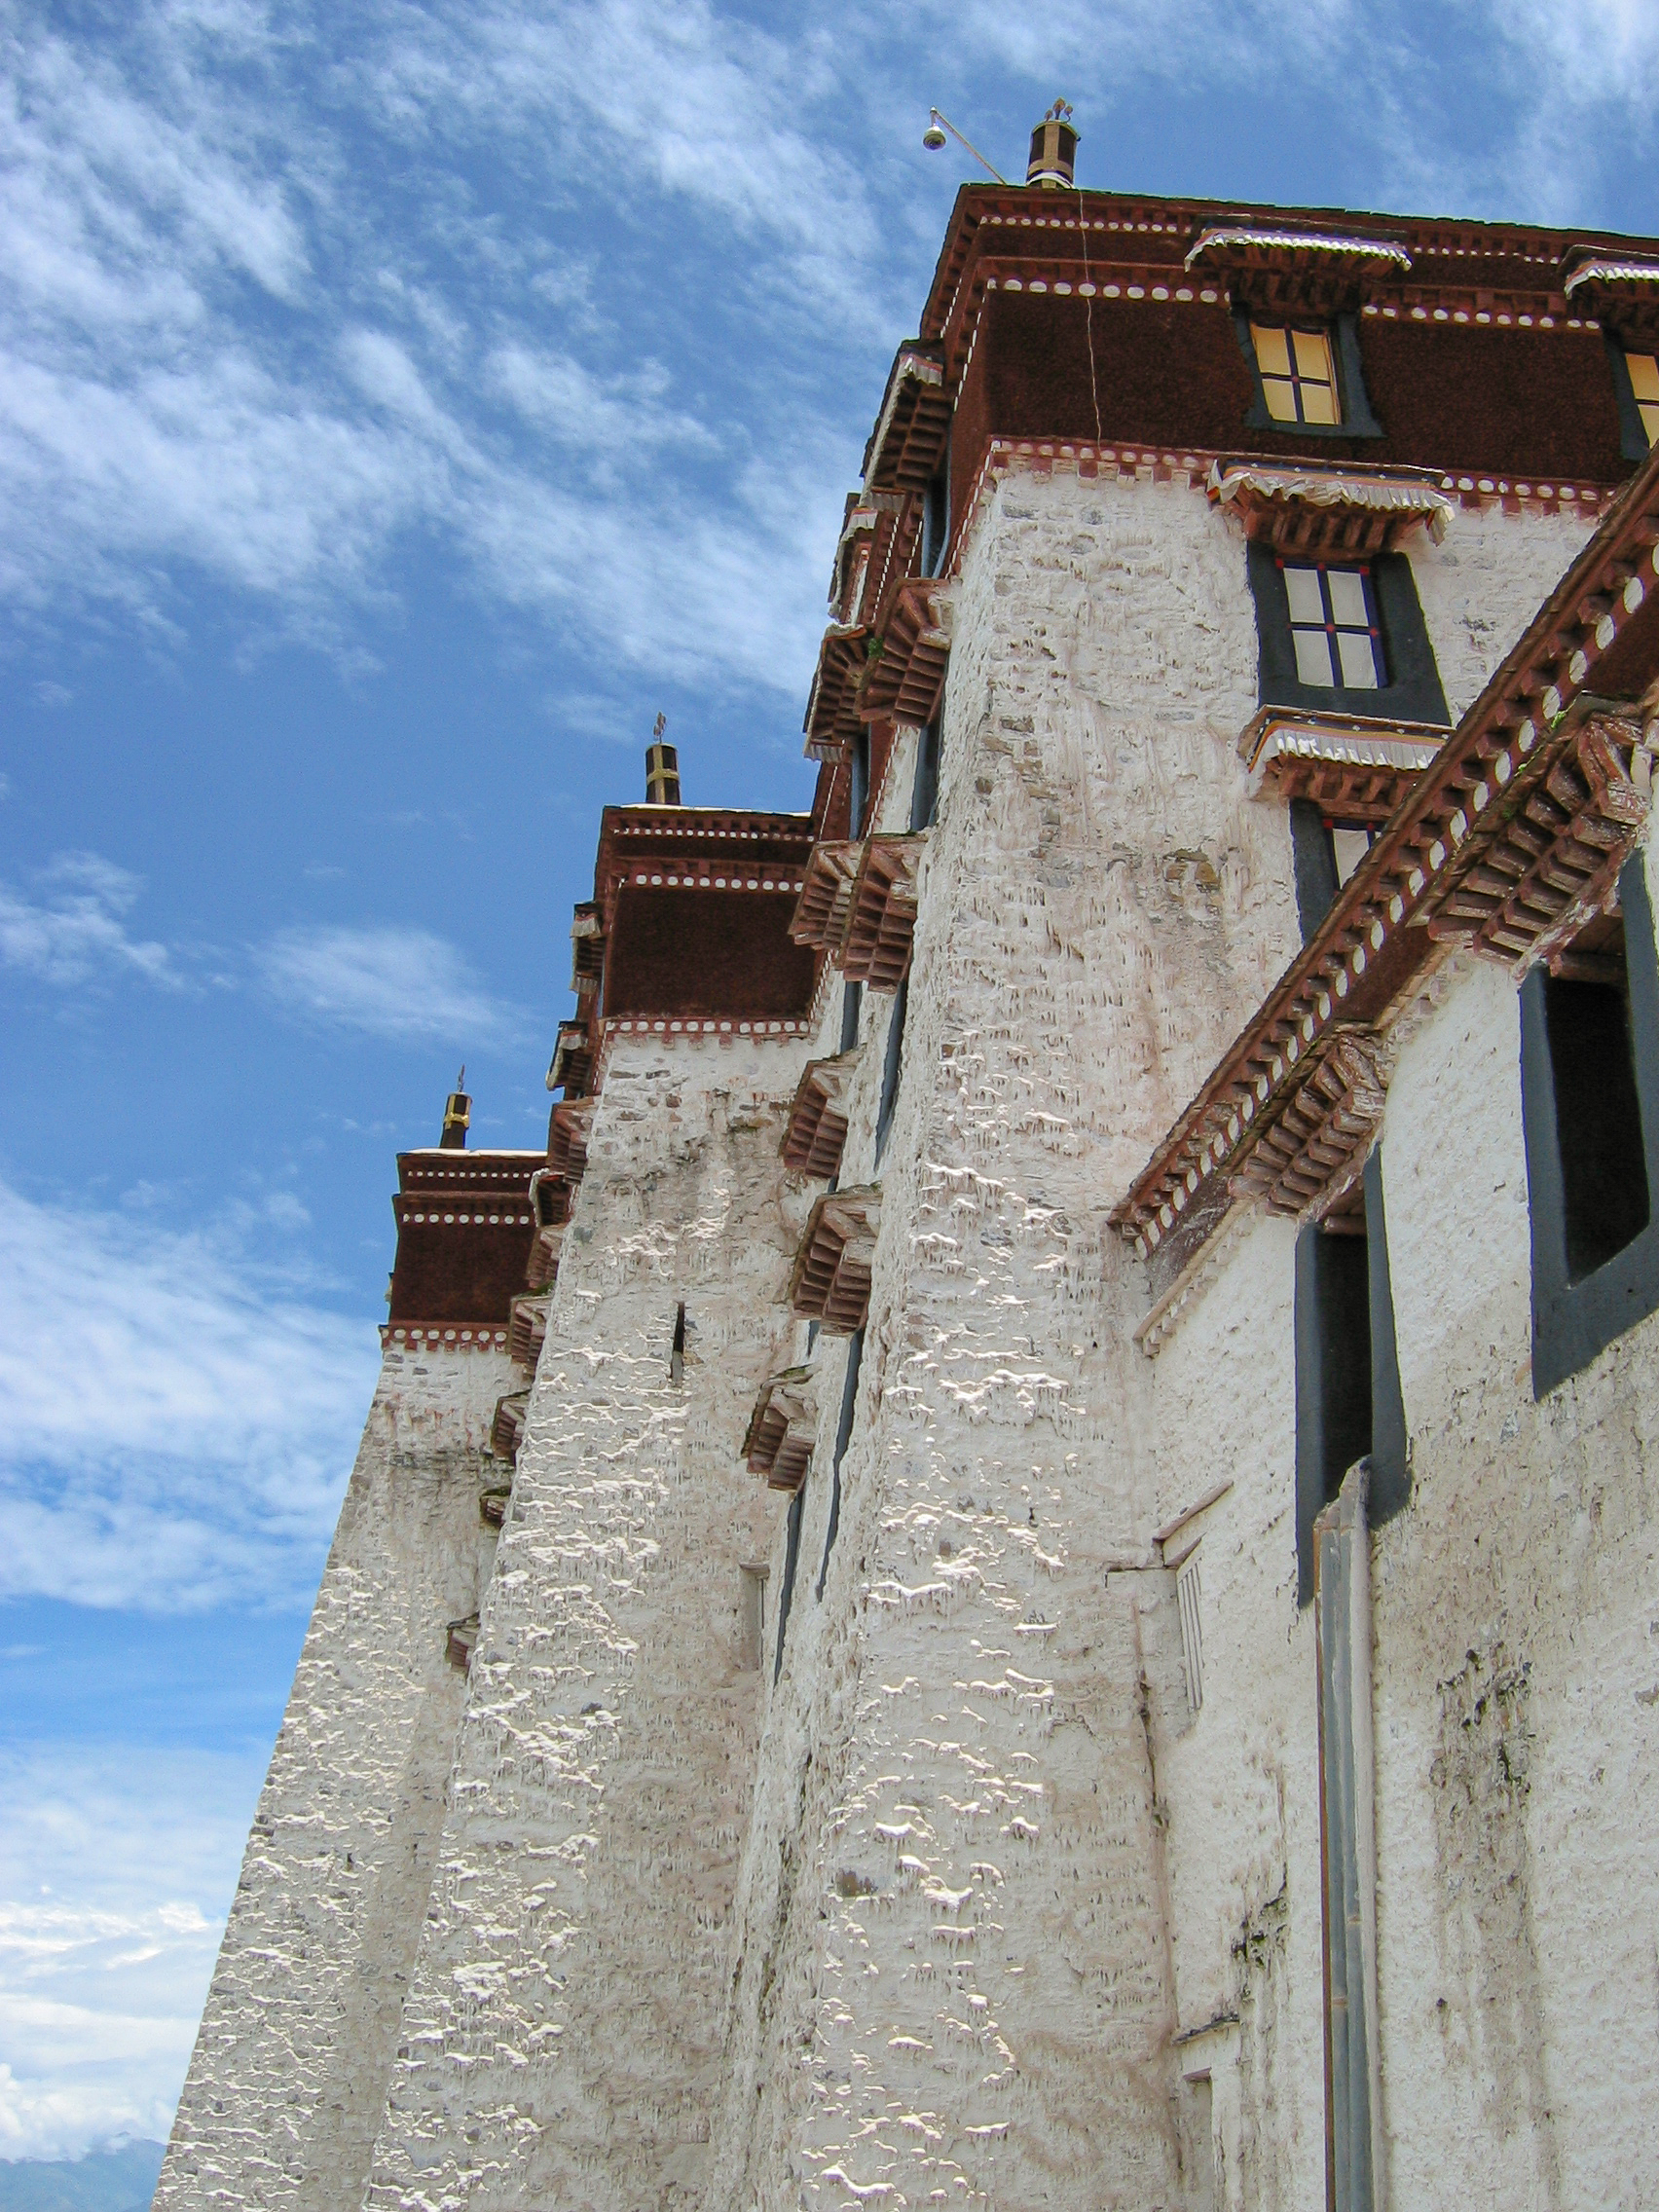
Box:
[841,833,927,990]
[862,343,949,496]
[1563,249,1659,335]
[783,1049,860,1177]
[860,579,954,727]
[1422,713,1655,975]
[1238,706,1446,819]
[1185,226,1411,314]
[804,625,870,762]
[571,903,604,986]
[743,1363,819,1493]
[508,1293,549,1369]
[1208,461,1453,557]
[490,1387,530,1464]
[790,840,864,953]
[1230,1030,1386,1222]
[789,1185,881,1333]
[547,1098,594,1181]
[546,1019,594,1096]
[525,1220,565,1291]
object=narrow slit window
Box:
[875,978,907,1164]
[1541,923,1650,1282]
[739,1565,768,1672]
[1294,1152,1409,1604]
[1627,351,1659,446]
[1252,324,1340,424]
[670,1300,686,1384]
[1282,564,1383,691]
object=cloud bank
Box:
[0,1178,378,1614]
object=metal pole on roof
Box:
[921,108,1009,186]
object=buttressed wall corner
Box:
[158,129,1659,2211]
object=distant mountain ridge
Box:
[0,2142,165,2212]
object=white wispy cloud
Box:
[257,921,530,1047]
[0,854,175,989]
[0,1177,377,1613]
[0,1743,258,2159]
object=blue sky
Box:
[4,0,1659,2162]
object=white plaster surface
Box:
[710,470,1315,2208]
[358,1038,804,2212]
[1408,503,1593,720]
[156,1346,509,2212]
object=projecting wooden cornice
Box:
[546,1098,593,1182]
[508,1293,549,1369]
[1184,225,1411,313]
[1230,1030,1386,1224]
[1238,707,1446,823]
[805,625,869,763]
[490,1388,530,1467]
[1563,250,1659,340]
[789,1186,881,1334]
[1207,460,1454,557]
[790,840,862,952]
[859,580,952,728]
[841,835,926,991]
[743,1365,818,1493]
[1423,711,1654,974]
[783,1050,859,1178]
[1114,438,1659,1259]
[863,343,950,495]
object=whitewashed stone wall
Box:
[359,1037,807,2212]
[1136,847,1659,2208]
[710,467,1321,2208]
[157,1346,508,2212]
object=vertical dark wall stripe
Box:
[1362,1149,1410,1525]
[817,1326,864,1601]
[773,1486,805,1684]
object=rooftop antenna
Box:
[921,108,1009,186]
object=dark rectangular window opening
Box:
[875,979,908,1165]
[1289,803,1378,942]
[1235,311,1382,440]
[1522,860,1659,1396]
[910,716,940,832]
[839,978,862,1055]
[1542,925,1650,1281]
[817,1326,864,1601]
[921,461,950,579]
[773,1485,805,1683]
[670,1300,686,1384]
[851,729,871,839]
[1294,1151,1408,1605]
[1247,541,1449,728]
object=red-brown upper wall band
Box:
[918,184,1659,360]
[942,293,1634,558]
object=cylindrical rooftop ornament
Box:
[440,1068,470,1150]
[645,711,682,804]
[1027,101,1077,189]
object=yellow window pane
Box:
[1261,375,1299,423]
[1301,383,1338,424]
[1627,351,1659,402]
[1640,400,1659,448]
[1292,328,1334,382]
[1252,324,1291,377]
